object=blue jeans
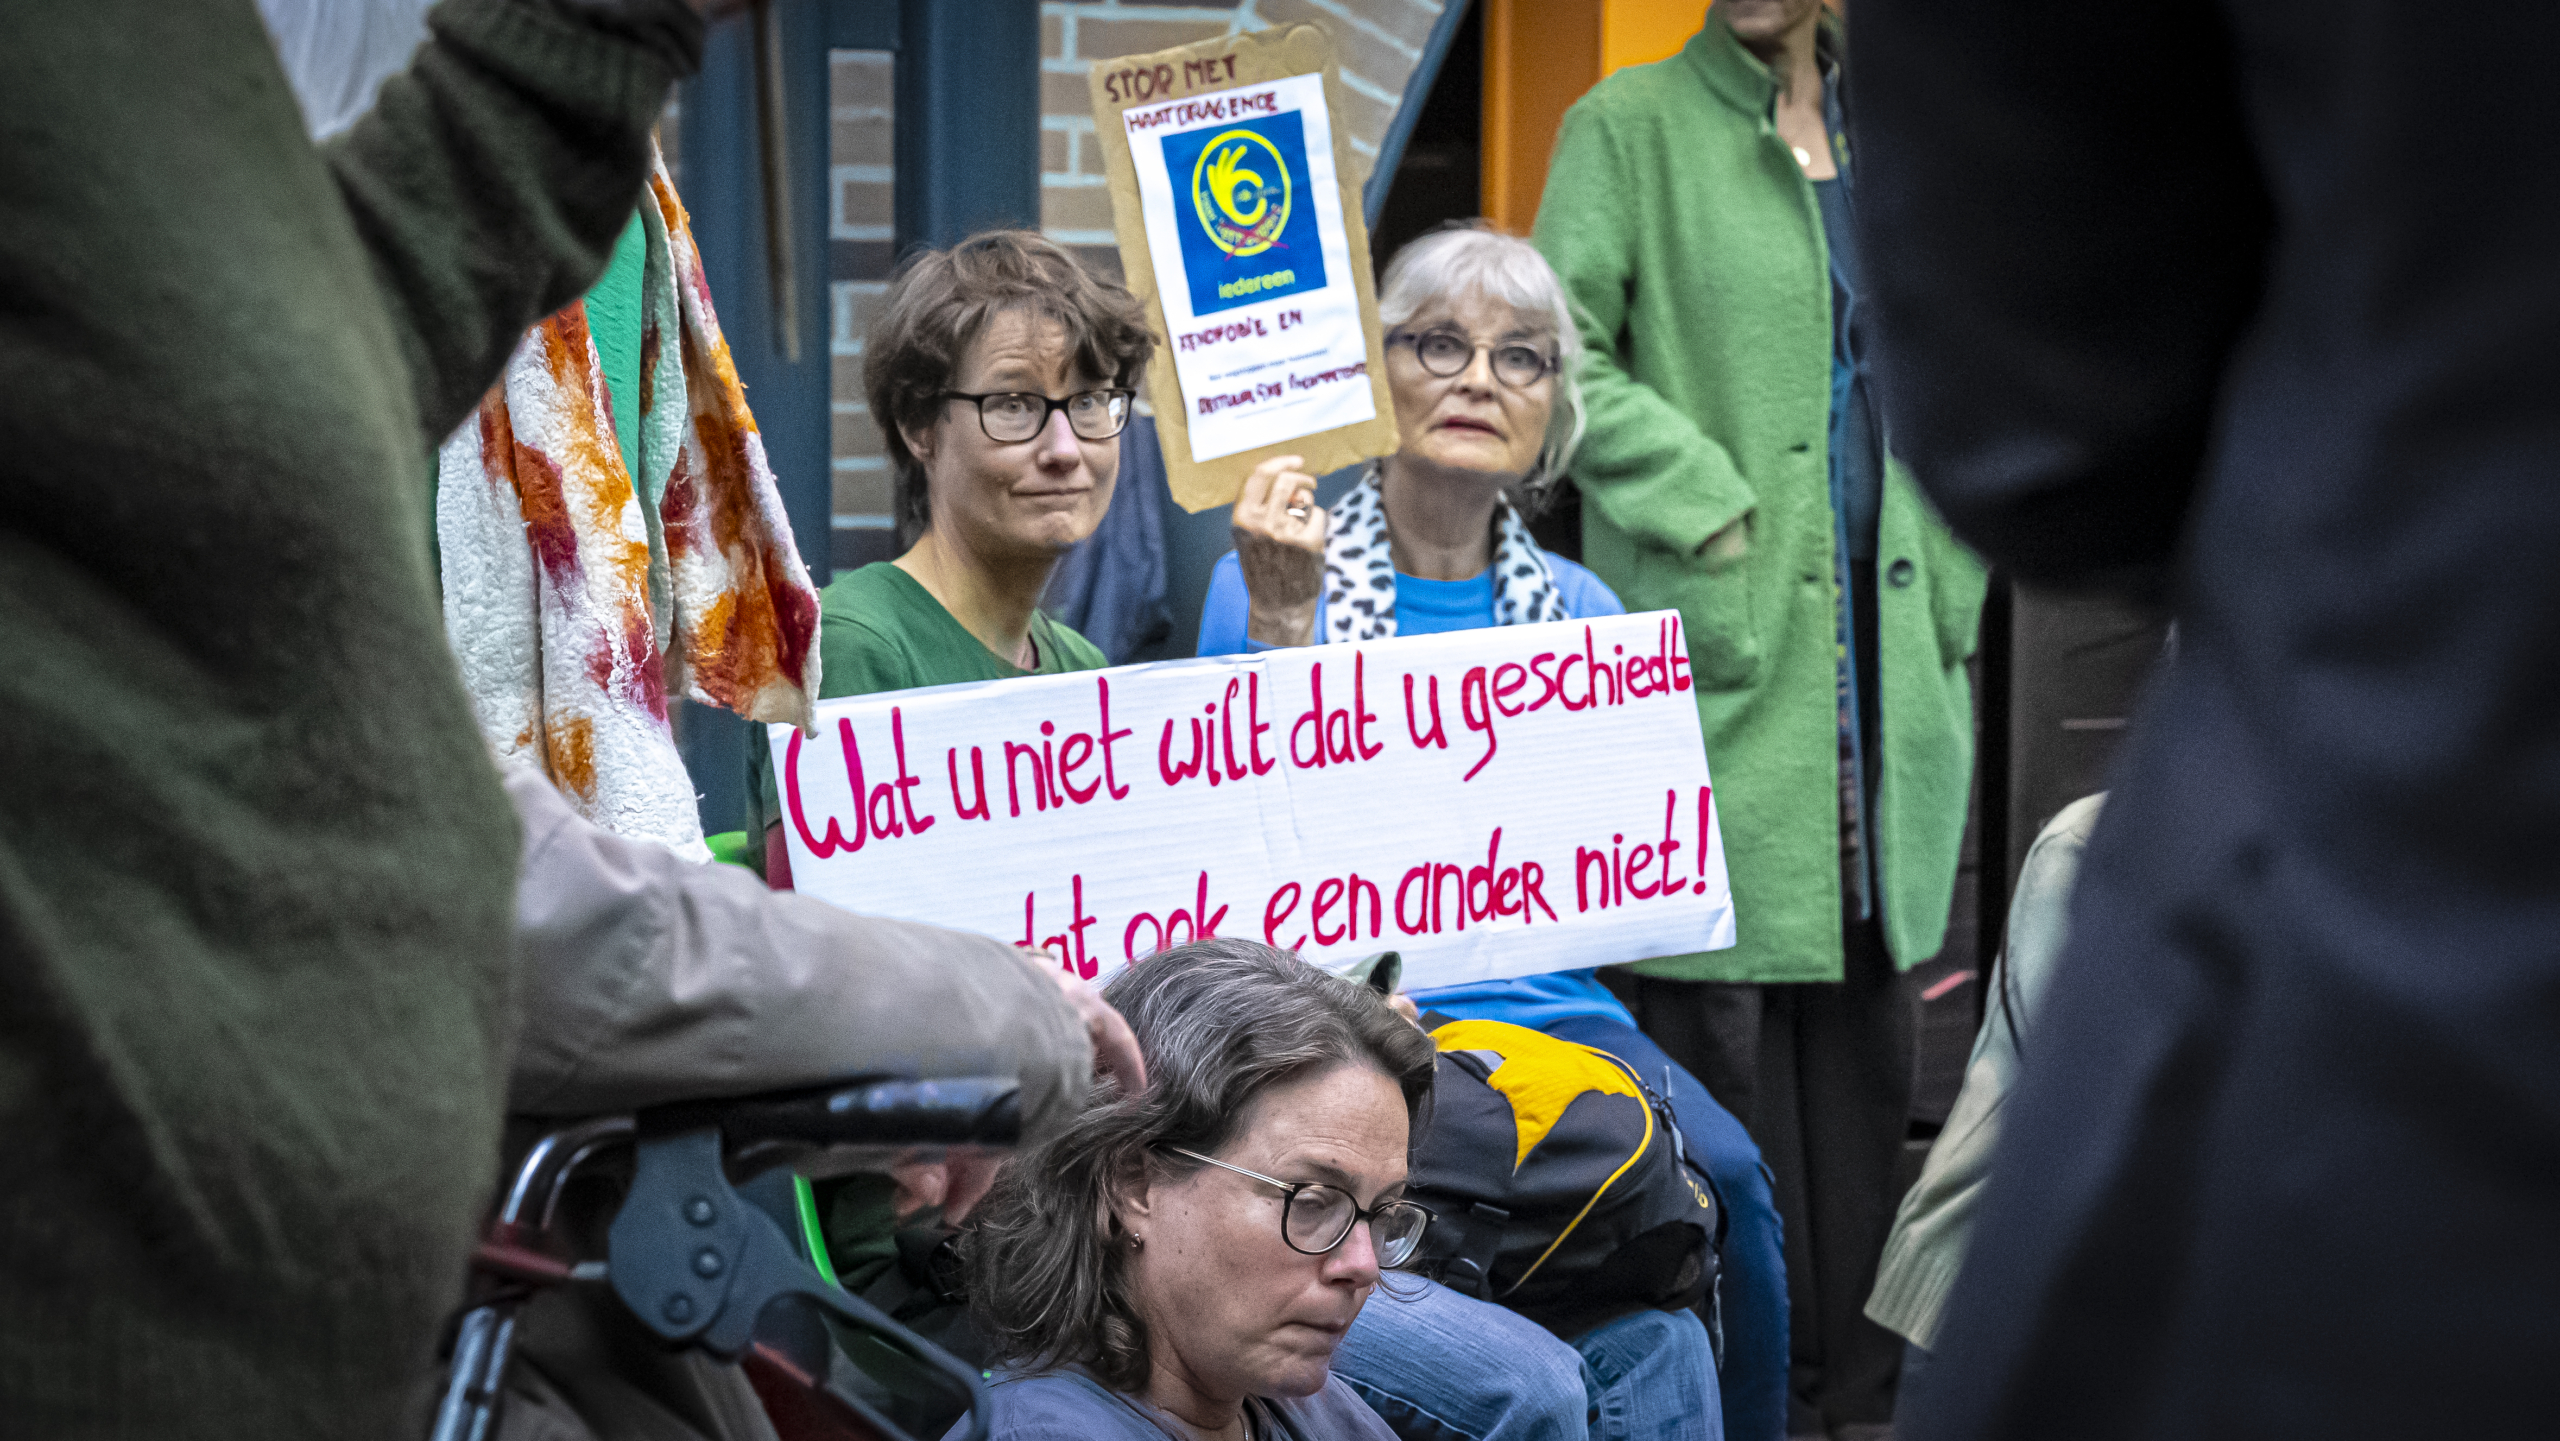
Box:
[1335,1275,1721,1441]
[1578,1308,1725,1441]
[1543,1016,1788,1441]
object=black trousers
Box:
[1604,919,1916,1435]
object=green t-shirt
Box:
[818,561,1109,697]
[750,562,1110,838]
[759,562,1110,1280]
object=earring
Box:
[1129,1233,1145,1251]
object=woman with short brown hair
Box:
[844,228,1154,688]
[866,229,1156,560]
[754,230,1155,880]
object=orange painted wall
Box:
[1481,0,1600,235]
[1604,0,1707,74]
[1482,0,1709,234]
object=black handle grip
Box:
[652,1075,1022,1152]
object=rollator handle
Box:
[670,1074,1023,1152]
[610,1119,993,1441]
[431,1075,1020,1441]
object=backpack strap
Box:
[1436,1201,1511,1301]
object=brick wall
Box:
[829,51,897,562]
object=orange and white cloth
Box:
[438,145,820,859]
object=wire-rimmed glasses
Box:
[938,387,1133,443]
[1159,1145,1432,1267]
[1387,328,1556,389]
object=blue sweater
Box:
[1197,548,1624,656]
[1195,547,1639,1031]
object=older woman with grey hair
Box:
[960,939,1433,1440]
[1194,223,1767,1441]
[1196,221,1613,654]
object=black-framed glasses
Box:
[1387,329,1555,389]
[938,388,1133,443]
[1160,1145,1432,1267]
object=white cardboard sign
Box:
[1122,72,1377,464]
[771,613,1735,989]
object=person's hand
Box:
[1388,991,1422,1026]
[1693,511,1752,568]
[1231,455,1326,647]
[1026,951,1148,1095]
[894,963,1126,1227]
[889,1150,1006,1224]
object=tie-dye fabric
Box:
[439,304,707,857]
[438,142,821,858]
[646,148,823,727]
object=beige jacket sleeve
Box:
[1865,793,2106,1349]
[500,764,1091,1142]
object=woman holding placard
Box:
[1196,226,1612,656]
[1197,223,1786,1441]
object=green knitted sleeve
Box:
[321,0,701,444]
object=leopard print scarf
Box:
[1322,464,1568,644]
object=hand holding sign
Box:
[1231,454,1325,647]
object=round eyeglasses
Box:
[1388,329,1556,390]
[939,387,1134,443]
[1160,1145,1432,1267]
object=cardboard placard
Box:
[771,613,1737,989]
[1089,26,1400,513]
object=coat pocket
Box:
[1642,515,1763,691]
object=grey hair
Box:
[1377,221,1587,510]
[962,939,1436,1393]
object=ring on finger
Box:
[1286,502,1312,519]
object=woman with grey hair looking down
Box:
[959,939,1433,1440]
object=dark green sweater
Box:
[0,2,698,1433]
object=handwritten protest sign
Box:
[1089,25,1399,510]
[771,613,1736,991]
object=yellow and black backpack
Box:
[1406,1016,1720,1338]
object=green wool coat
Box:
[1534,16,1987,983]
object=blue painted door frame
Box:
[676,0,1040,836]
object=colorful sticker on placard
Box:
[1163,114,1328,317]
